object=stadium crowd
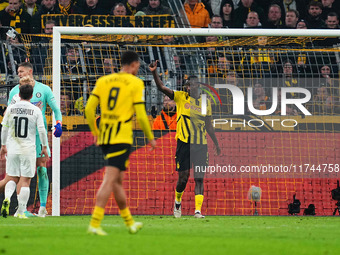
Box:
[0,0,339,116]
[0,0,339,34]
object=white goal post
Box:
[52,27,340,216]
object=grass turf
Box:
[0,216,339,255]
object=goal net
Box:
[14,27,340,216]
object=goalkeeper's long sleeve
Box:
[134,103,154,141]
[85,94,99,137]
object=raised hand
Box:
[148,60,158,72]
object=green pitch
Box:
[0,216,339,255]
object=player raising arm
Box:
[85,51,156,236]
[149,60,221,218]
[0,62,62,217]
[0,84,49,218]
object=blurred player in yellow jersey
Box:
[85,51,156,236]
[149,60,221,219]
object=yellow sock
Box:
[90,206,105,228]
[195,195,204,212]
[120,207,135,227]
[175,190,184,203]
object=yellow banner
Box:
[41,14,174,29]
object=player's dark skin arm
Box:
[205,116,221,156]
[149,60,174,99]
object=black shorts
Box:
[100,144,131,171]
[175,139,208,176]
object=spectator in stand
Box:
[278,59,308,99]
[207,54,231,78]
[60,89,74,115]
[218,55,231,71]
[233,0,265,28]
[216,55,232,78]
[284,9,299,28]
[219,0,235,28]
[263,4,283,28]
[142,0,171,15]
[315,13,340,46]
[279,0,306,20]
[247,82,271,112]
[103,58,116,74]
[319,64,338,96]
[152,95,177,130]
[321,0,338,21]
[281,60,297,86]
[111,2,127,15]
[23,0,40,16]
[320,64,333,83]
[0,0,31,34]
[310,86,340,115]
[125,0,142,16]
[241,36,277,78]
[0,0,9,11]
[58,0,80,14]
[325,12,340,29]
[305,1,325,29]
[210,15,223,28]
[78,0,108,15]
[31,0,60,34]
[62,45,81,74]
[244,11,262,28]
[44,19,56,35]
[184,0,211,28]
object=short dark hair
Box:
[211,14,222,20]
[327,12,339,20]
[121,51,139,66]
[18,62,33,70]
[308,1,322,9]
[287,9,299,19]
[19,84,33,100]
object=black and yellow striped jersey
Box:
[90,72,145,145]
[174,91,211,145]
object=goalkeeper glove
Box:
[54,121,62,137]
